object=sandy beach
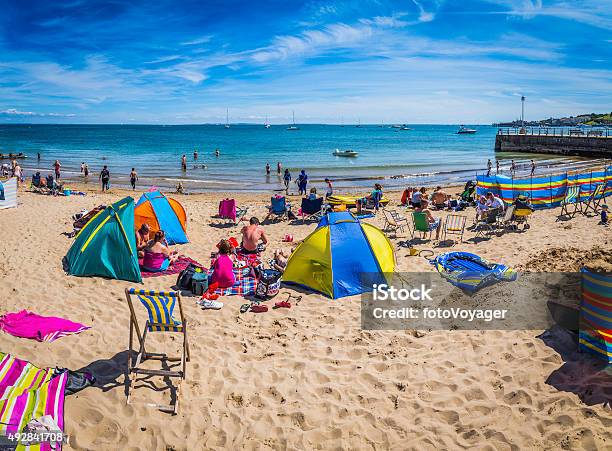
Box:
[1,182,610,450]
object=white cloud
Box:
[0,108,75,117]
[180,35,213,46]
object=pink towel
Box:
[0,310,90,342]
[219,198,237,221]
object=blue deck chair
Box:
[266,196,291,221]
[583,183,607,216]
[125,288,190,414]
[558,185,582,219]
[300,197,325,223]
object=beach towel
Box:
[208,266,257,296]
[0,352,68,450]
[141,256,204,278]
[0,310,90,342]
[235,251,262,268]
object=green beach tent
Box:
[64,197,142,282]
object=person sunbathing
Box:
[430,186,450,209]
[142,230,179,272]
[211,240,236,289]
[415,199,441,240]
[136,223,150,257]
[357,183,383,213]
[240,217,268,254]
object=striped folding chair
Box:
[558,185,582,219]
[125,288,190,414]
[443,214,467,243]
[583,183,605,216]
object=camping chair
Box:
[125,288,190,414]
[218,198,248,224]
[266,196,291,222]
[474,208,502,238]
[300,197,326,223]
[558,185,582,219]
[411,212,438,240]
[382,209,409,236]
[442,214,467,243]
[583,183,606,216]
[498,205,516,230]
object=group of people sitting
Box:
[136,224,180,272]
[475,191,534,223]
[31,172,63,194]
[402,186,470,211]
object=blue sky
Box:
[0,0,610,124]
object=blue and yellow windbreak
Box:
[476,166,612,209]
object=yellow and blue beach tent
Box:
[64,197,142,282]
[283,211,395,299]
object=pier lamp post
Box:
[520,96,526,134]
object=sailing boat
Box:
[287,111,299,130]
[264,115,271,128]
[224,108,230,129]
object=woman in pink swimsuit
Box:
[142,230,178,272]
[211,240,236,288]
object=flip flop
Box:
[250,304,268,313]
[273,301,291,309]
[239,304,250,314]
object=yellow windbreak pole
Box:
[74,208,105,240]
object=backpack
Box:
[255,269,282,299]
[191,271,209,296]
[176,263,203,292]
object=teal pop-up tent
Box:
[64,197,142,282]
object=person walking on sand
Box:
[530,159,536,176]
[130,167,138,190]
[99,165,110,192]
[283,168,291,193]
[13,163,22,186]
[53,160,61,180]
[194,149,198,160]
[486,159,492,177]
[266,163,271,176]
[496,160,500,174]
[510,159,516,176]
[325,178,333,198]
[277,162,282,175]
[181,154,187,171]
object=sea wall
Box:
[495,134,612,157]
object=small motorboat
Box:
[457,125,477,134]
[333,149,359,157]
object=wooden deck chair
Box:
[583,183,606,216]
[382,209,409,236]
[125,288,190,414]
[559,185,582,219]
[442,214,467,243]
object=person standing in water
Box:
[84,163,89,177]
[99,165,110,192]
[510,159,516,176]
[215,148,220,157]
[530,160,536,176]
[496,160,500,174]
[181,154,187,171]
[283,169,291,193]
[194,149,198,160]
[277,162,282,175]
[80,162,85,173]
[266,163,271,176]
[130,168,138,190]
[53,160,61,180]
[297,170,308,195]
[486,159,492,177]
[37,152,41,161]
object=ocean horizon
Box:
[1,123,604,192]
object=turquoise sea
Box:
[0,124,598,192]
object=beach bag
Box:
[255,269,282,299]
[177,263,201,291]
[191,271,209,296]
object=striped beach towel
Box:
[579,269,612,363]
[0,353,67,450]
